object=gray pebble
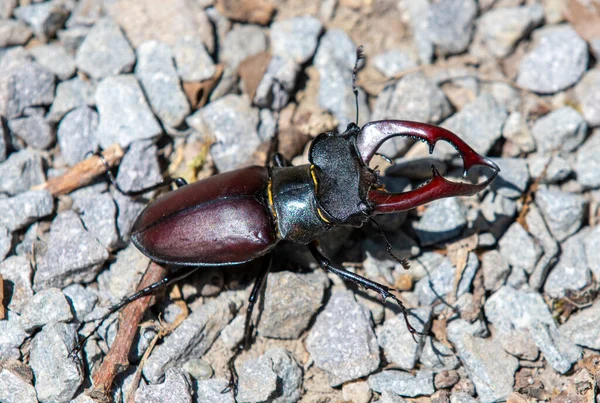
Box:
[181,358,213,380]
[584,225,600,280]
[57,106,99,166]
[265,348,303,403]
[196,378,235,403]
[502,112,534,151]
[403,0,433,64]
[419,337,460,370]
[57,26,90,55]
[0,0,17,19]
[76,17,135,79]
[135,40,190,128]
[136,368,193,403]
[481,250,510,292]
[30,323,84,402]
[376,308,431,370]
[116,140,162,194]
[489,158,529,198]
[0,124,7,163]
[258,270,328,339]
[66,0,103,27]
[29,43,76,80]
[95,75,163,149]
[441,93,507,156]
[516,25,588,94]
[528,154,572,184]
[576,129,600,188]
[427,0,477,55]
[414,198,467,246]
[210,65,238,102]
[33,210,108,291]
[0,56,55,120]
[236,355,278,403]
[0,256,33,314]
[372,50,418,78]
[535,186,585,242]
[143,293,240,383]
[506,267,527,289]
[13,1,69,42]
[529,320,582,374]
[0,226,10,261]
[0,148,46,195]
[270,16,323,64]
[0,190,53,231]
[415,252,478,306]
[47,77,96,123]
[221,24,267,70]
[258,109,276,142]
[476,5,544,58]
[72,189,120,251]
[450,392,477,403]
[314,29,370,130]
[187,94,260,172]
[446,319,518,403]
[113,191,147,244]
[173,37,216,82]
[19,288,73,332]
[306,290,380,386]
[435,370,460,390]
[62,283,98,322]
[544,230,591,298]
[498,222,541,274]
[253,55,300,110]
[0,312,27,360]
[0,366,37,403]
[368,369,435,398]
[96,243,149,305]
[0,19,32,47]
[70,394,98,403]
[531,107,587,154]
[8,114,54,150]
[525,204,559,290]
[219,315,244,350]
[575,69,600,127]
[560,299,600,350]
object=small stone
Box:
[481,250,510,292]
[0,312,27,360]
[502,112,534,151]
[57,106,99,166]
[368,370,435,398]
[97,243,149,304]
[135,368,193,403]
[0,0,17,19]
[535,187,585,242]
[116,140,162,194]
[72,189,120,251]
[489,158,529,198]
[441,93,507,156]
[575,129,600,188]
[575,69,600,127]
[258,270,328,339]
[525,204,560,290]
[529,321,582,374]
[376,308,431,370]
[270,16,323,64]
[196,378,235,403]
[135,40,191,128]
[219,315,244,350]
[414,198,467,246]
[544,230,591,298]
[33,211,109,291]
[560,299,600,350]
[0,57,55,120]
[450,392,477,403]
[0,226,10,261]
[0,19,32,47]
[528,154,572,184]
[0,256,33,314]
[143,293,240,383]
[403,0,433,64]
[62,284,98,322]
[57,26,90,55]
[13,1,69,42]
[182,358,213,380]
[0,190,53,232]
[172,37,216,82]
[8,114,54,150]
[95,75,163,149]
[498,222,541,274]
[516,25,588,94]
[584,226,600,280]
[0,365,37,403]
[187,94,260,172]
[29,323,84,402]
[236,358,276,402]
[446,319,518,403]
[373,50,418,78]
[427,0,477,55]
[76,17,135,79]
[0,149,46,196]
[0,124,7,163]
[476,5,544,57]
[47,77,96,123]
[19,288,73,332]
[434,370,460,389]
[66,0,103,27]
[29,43,76,80]
[415,253,478,306]
[531,107,587,154]
[253,55,300,109]
[306,290,380,386]
[342,380,372,403]
[221,25,267,70]
[419,337,460,370]
[314,29,370,130]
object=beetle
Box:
[77,47,499,367]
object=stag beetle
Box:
[80,47,499,361]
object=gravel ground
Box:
[1,0,600,402]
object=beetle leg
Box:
[355,120,500,214]
[243,254,274,348]
[308,241,423,340]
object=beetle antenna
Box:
[353,45,365,125]
[368,217,410,270]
